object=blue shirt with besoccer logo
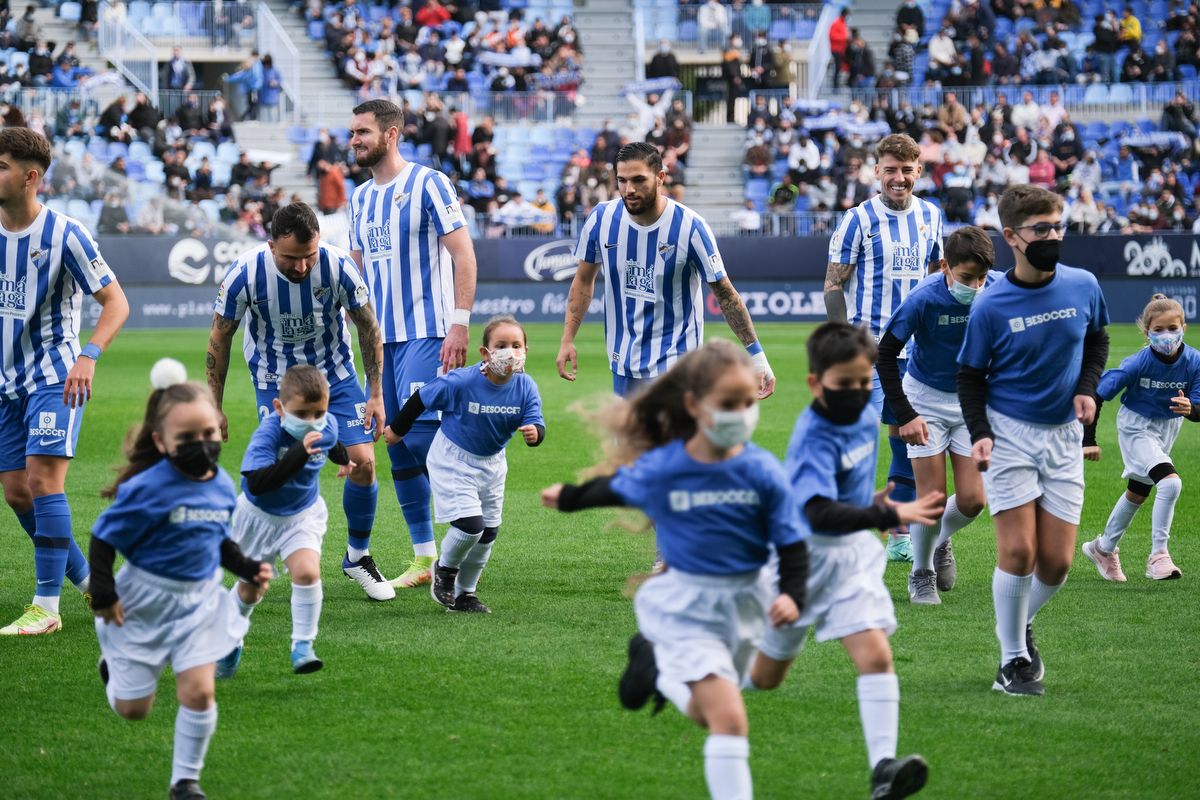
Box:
[92,460,237,581]
[1097,343,1200,420]
[609,440,804,575]
[884,270,1005,393]
[240,413,339,516]
[786,405,880,537]
[958,266,1110,425]
[420,365,544,457]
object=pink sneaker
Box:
[1082,539,1127,582]
[1145,552,1182,580]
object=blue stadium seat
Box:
[199,199,220,222]
[216,142,241,164]
[1181,64,1197,80]
[125,161,146,181]
[128,141,152,163]
[59,2,82,22]
[128,1,150,21]
[63,139,86,161]
[287,126,312,145]
[191,141,217,162]
[87,138,107,159]
[308,19,325,40]
[1083,84,1109,104]
[68,199,92,220]
[152,2,172,19]
[1108,84,1134,104]
[106,141,128,160]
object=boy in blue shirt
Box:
[220,365,353,677]
[385,316,545,613]
[958,184,1110,697]
[1082,294,1200,582]
[879,226,1002,605]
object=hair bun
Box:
[1151,293,1169,301]
[149,358,188,390]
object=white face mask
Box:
[484,346,525,376]
[948,278,981,305]
[701,404,759,450]
[281,410,327,440]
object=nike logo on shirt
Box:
[39,437,64,446]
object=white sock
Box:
[414,541,437,558]
[440,525,482,569]
[1151,476,1182,554]
[32,595,59,615]
[171,704,217,786]
[346,545,368,563]
[657,675,693,714]
[910,522,937,572]
[1099,494,1141,552]
[856,673,899,769]
[992,568,1032,663]
[888,532,910,541]
[935,494,977,548]
[455,540,495,596]
[290,581,323,643]
[740,671,760,692]
[75,574,91,594]
[1027,575,1065,623]
[703,735,752,800]
[230,584,259,618]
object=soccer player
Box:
[0,128,130,636]
[877,227,1001,605]
[207,202,393,601]
[556,141,775,399]
[542,340,804,800]
[347,99,479,588]
[384,315,545,613]
[1082,294,1200,582]
[824,133,945,563]
[958,185,1110,696]
[90,376,271,800]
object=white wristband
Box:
[451,308,471,328]
[750,351,773,378]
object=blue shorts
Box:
[255,373,373,447]
[612,373,654,398]
[0,385,86,471]
[871,360,907,427]
[383,339,442,425]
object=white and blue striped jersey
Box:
[0,205,114,399]
[574,198,725,379]
[215,242,369,390]
[828,195,944,341]
[347,163,466,344]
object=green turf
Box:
[2,323,1198,799]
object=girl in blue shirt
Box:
[541,339,805,800]
[1082,294,1200,582]
[89,372,271,800]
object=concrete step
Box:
[685,166,742,184]
[681,185,744,204]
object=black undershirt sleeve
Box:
[328,442,350,466]
[242,439,310,496]
[957,364,993,443]
[1074,328,1111,398]
[1190,404,1200,423]
[876,331,918,426]
[804,496,900,533]
[220,538,268,584]
[526,423,545,446]
[388,391,426,439]
[1082,396,1104,447]
[87,537,118,610]
[775,541,808,610]
[556,476,626,511]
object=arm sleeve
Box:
[328,442,350,466]
[572,205,602,264]
[87,536,119,610]
[1082,395,1104,447]
[61,225,114,294]
[425,172,467,236]
[388,390,428,439]
[804,496,901,532]
[219,538,267,584]
[337,252,370,311]
[775,541,808,609]
[527,423,545,447]
[956,364,994,443]
[1074,328,1111,398]
[877,331,918,425]
[242,440,310,495]
[689,217,726,282]
[557,475,627,511]
[214,262,249,321]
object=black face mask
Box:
[167,441,221,479]
[1023,238,1061,272]
[816,388,872,425]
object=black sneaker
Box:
[98,656,109,686]
[168,780,207,800]
[1026,624,1044,681]
[992,656,1044,696]
[430,560,459,607]
[933,540,956,591]
[618,633,666,714]
[449,592,491,614]
[870,755,929,800]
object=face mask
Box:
[281,411,327,439]
[949,279,981,305]
[702,404,759,450]
[167,440,221,479]
[817,387,872,425]
[1022,238,1061,272]
[485,347,525,376]
[1149,330,1184,355]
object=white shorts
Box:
[758,531,897,661]
[1117,405,1182,484]
[982,407,1084,524]
[95,563,248,701]
[634,568,770,709]
[903,373,972,459]
[427,430,507,527]
[230,494,327,572]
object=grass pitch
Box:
[1,323,1197,799]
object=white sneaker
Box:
[341,552,396,601]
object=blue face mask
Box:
[948,278,981,305]
[281,410,327,440]
[1148,329,1184,356]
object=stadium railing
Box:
[99,1,159,96]
[632,1,823,48]
[257,3,301,123]
[112,1,258,49]
[16,85,223,125]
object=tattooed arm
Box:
[206,314,240,441]
[347,302,386,439]
[824,261,854,323]
[555,260,601,382]
[710,276,776,399]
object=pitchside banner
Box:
[88,233,1200,328]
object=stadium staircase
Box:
[264,0,360,125]
[847,0,905,80]
[38,9,111,78]
[572,0,639,130]
[230,121,317,203]
[686,125,748,226]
